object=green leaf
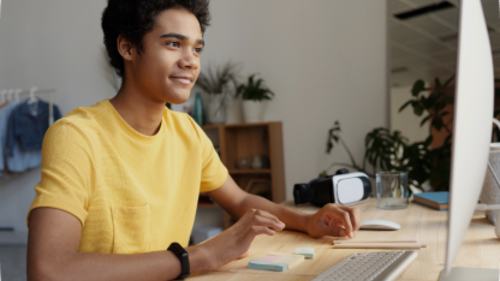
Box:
[420,115,431,127]
[412,80,425,97]
[443,134,452,145]
[437,101,447,110]
[427,92,440,105]
[440,111,450,117]
[413,103,424,116]
[424,135,433,146]
[443,74,455,87]
[237,73,274,101]
[432,119,442,131]
[435,77,441,89]
[399,100,413,112]
[444,96,454,104]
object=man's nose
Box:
[179,50,199,70]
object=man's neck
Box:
[109,83,165,136]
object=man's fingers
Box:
[237,209,285,237]
[254,209,285,229]
[249,225,276,237]
[318,225,347,238]
[337,205,361,231]
[327,204,353,238]
[251,212,285,231]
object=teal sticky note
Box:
[248,260,288,272]
[294,248,315,259]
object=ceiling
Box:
[389,0,500,87]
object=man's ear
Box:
[117,34,135,61]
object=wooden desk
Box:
[189,198,500,281]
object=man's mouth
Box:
[170,76,193,85]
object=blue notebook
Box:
[412,191,449,210]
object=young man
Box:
[26,1,361,280]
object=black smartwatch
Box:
[168,242,190,279]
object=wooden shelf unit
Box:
[201,122,285,228]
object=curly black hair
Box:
[102,0,210,78]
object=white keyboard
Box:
[312,251,418,281]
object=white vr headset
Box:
[293,170,372,206]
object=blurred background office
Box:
[8,0,500,279]
[0,0,388,234]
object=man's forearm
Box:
[236,193,311,233]
[29,244,209,281]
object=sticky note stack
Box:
[294,248,315,259]
[248,252,304,272]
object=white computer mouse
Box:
[359,219,401,230]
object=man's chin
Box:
[164,91,191,105]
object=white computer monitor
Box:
[439,0,497,280]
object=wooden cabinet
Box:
[200,122,286,229]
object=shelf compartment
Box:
[224,125,270,170]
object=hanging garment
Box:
[6,135,42,173]
[6,99,62,154]
[5,99,62,173]
[0,101,18,176]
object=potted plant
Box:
[321,76,457,193]
[236,74,275,123]
[195,61,240,124]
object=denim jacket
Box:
[6,99,62,156]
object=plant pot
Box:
[225,96,243,124]
[242,100,264,123]
[206,94,226,124]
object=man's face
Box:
[130,8,203,104]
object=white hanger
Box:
[15,88,22,102]
[7,89,15,101]
[0,90,6,104]
[28,87,38,104]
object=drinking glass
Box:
[376,171,409,210]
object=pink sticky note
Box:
[257,255,281,262]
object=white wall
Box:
[0,0,388,232]
[203,0,388,189]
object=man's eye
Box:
[194,47,203,54]
[167,42,180,47]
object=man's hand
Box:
[305,203,361,239]
[199,208,285,270]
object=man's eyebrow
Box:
[160,32,205,46]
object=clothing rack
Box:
[0,87,56,126]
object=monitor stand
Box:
[438,267,499,281]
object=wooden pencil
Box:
[333,243,425,250]
[333,239,418,245]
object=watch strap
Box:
[168,242,190,279]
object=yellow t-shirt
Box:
[27,99,228,254]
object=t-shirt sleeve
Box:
[26,120,93,227]
[187,117,228,192]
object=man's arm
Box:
[28,206,284,281]
[207,175,361,238]
[28,208,197,281]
